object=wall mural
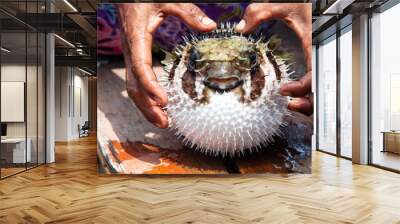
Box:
[97,3,313,174]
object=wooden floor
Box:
[372,150,400,171]
[1,167,26,178]
[0,135,400,224]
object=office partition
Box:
[0,0,47,179]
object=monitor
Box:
[1,123,7,137]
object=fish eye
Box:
[249,51,257,64]
[189,48,200,62]
[188,48,200,71]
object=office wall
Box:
[73,72,89,137]
[54,66,89,141]
[1,64,40,139]
[55,66,69,141]
[1,82,25,122]
[1,60,46,169]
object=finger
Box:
[291,29,312,98]
[126,30,168,107]
[288,97,313,115]
[280,71,311,97]
[127,88,169,129]
[150,106,169,129]
[162,3,216,32]
[284,4,312,90]
[118,5,168,107]
[235,4,273,33]
[124,49,169,128]
[120,29,169,128]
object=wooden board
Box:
[1,82,25,122]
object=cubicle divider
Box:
[0,1,47,179]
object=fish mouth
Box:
[203,77,243,92]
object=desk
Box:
[1,138,31,163]
[382,131,400,154]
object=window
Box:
[370,3,400,171]
[339,27,352,158]
[317,35,337,154]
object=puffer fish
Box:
[159,23,294,157]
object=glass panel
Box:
[317,36,337,154]
[0,1,28,33]
[26,0,39,169]
[27,31,38,169]
[0,0,46,178]
[371,4,400,171]
[38,32,45,165]
[1,30,27,177]
[339,27,352,158]
[312,45,317,151]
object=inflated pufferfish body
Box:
[160,23,293,157]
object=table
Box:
[381,131,400,154]
[1,138,31,163]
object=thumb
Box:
[288,96,313,115]
[280,71,312,97]
[235,4,272,33]
[162,3,216,32]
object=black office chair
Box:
[78,121,90,138]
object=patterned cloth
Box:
[97,4,122,56]
[97,3,252,56]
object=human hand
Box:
[118,3,217,128]
[235,3,313,115]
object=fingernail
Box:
[236,20,246,31]
[155,114,169,129]
[201,17,215,26]
[155,121,164,129]
[291,99,301,105]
